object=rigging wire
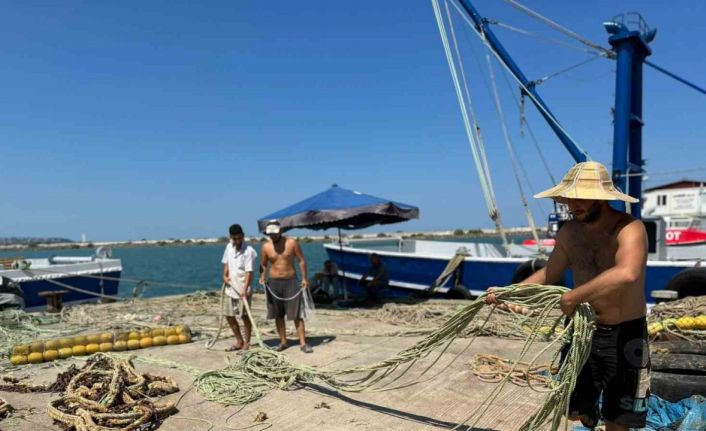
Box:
[477,23,543,249]
[645,60,706,97]
[432,0,511,254]
[488,19,606,56]
[500,0,613,58]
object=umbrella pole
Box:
[338,227,348,301]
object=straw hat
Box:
[534,161,638,203]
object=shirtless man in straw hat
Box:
[259,220,313,353]
[487,161,649,431]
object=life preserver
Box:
[665,268,706,298]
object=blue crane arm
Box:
[456,0,588,163]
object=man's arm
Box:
[292,239,308,288]
[371,264,387,283]
[258,244,269,285]
[560,220,647,315]
[223,264,230,286]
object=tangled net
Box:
[187,284,594,431]
[46,353,179,431]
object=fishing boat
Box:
[0,247,122,311]
[326,0,706,302]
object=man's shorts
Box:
[266,278,302,320]
[223,292,252,318]
[565,316,650,429]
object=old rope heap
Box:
[189,284,595,431]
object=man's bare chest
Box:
[566,232,617,274]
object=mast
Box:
[604,14,656,216]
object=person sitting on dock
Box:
[359,253,389,302]
[486,161,649,431]
[311,260,341,299]
[259,220,313,353]
[221,224,257,351]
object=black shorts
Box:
[564,316,650,429]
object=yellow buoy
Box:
[151,328,165,337]
[45,340,60,351]
[139,337,154,349]
[115,332,129,342]
[72,345,87,356]
[178,333,192,344]
[114,340,128,351]
[696,315,706,330]
[167,335,180,345]
[165,327,177,337]
[12,345,30,356]
[59,338,74,349]
[30,342,44,353]
[86,334,101,344]
[128,331,140,341]
[100,333,114,343]
[27,352,44,364]
[58,347,73,359]
[139,330,152,338]
[127,339,141,350]
[176,325,191,336]
[153,336,167,346]
[43,350,59,362]
[10,355,28,366]
[99,342,113,352]
[73,335,88,346]
[86,343,100,354]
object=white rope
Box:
[501,0,613,58]
[264,283,303,302]
[438,0,510,254]
[479,26,543,251]
[447,0,591,161]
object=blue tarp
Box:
[257,184,419,232]
[572,395,706,431]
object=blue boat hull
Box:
[20,271,122,309]
[325,246,691,302]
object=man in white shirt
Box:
[221,224,257,351]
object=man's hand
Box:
[559,292,578,317]
[223,277,230,286]
[258,275,265,286]
[485,287,498,305]
[301,278,309,290]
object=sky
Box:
[1,0,704,241]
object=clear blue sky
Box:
[1,1,704,241]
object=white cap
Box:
[265,222,281,234]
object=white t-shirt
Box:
[221,242,257,299]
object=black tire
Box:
[666,268,706,298]
[445,285,474,300]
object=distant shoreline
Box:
[0,227,542,251]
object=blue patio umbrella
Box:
[257,184,419,300]
[257,184,419,232]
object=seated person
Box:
[359,253,388,302]
[310,260,341,299]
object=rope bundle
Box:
[46,353,178,431]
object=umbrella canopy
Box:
[257,184,419,232]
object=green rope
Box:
[190,284,595,430]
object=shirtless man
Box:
[258,220,312,353]
[487,161,649,431]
